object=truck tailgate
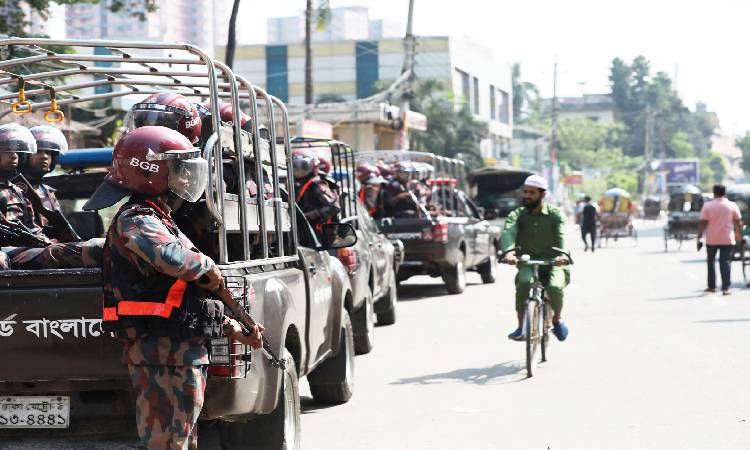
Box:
[0,270,124,382]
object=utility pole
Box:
[643,107,654,195]
[304,0,313,107]
[549,58,558,195]
[398,0,416,150]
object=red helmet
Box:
[218,103,251,129]
[83,126,208,210]
[124,93,202,144]
[356,164,380,181]
[291,148,319,179]
[376,163,393,178]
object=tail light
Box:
[208,337,244,378]
[337,248,358,273]
[432,222,449,243]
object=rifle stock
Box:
[212,285,287,370]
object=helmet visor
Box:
[168,157,208,202]
[0,124,37,154]
[292,157,314,179]
[124,103,186,132]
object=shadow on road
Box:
[390,361,524,386]
[300,396,341,415]
[648,291,709,301]
[695,318,750,324]
[397,282,481,301]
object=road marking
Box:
[452,407,480,413]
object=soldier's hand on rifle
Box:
[197,266,224,291]
[226,319,265,349]
[503,253,518,266]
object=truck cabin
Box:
[0,38,298,271]
[466,168,534,221]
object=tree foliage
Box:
[608,56,715,160]
[0,0,157,37]
[738,132,750,177]
[408,79,489,170]
[511,62,539,124]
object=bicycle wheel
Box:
[525,300,540,378]
[540,303,553,363]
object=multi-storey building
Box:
[66,0,229,57]
[267,6,402,44]
[218,35,512,160]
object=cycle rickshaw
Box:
[598,188,637,247]
[664,185,703,252]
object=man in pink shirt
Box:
[698,184,742,295]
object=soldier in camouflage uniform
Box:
[382,162,419,218]
[22,125,66,229]
[84,126,263,450]
[292,148,340,231]
[0,123,102,269]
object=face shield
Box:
[0,123,37,154]
[147,149,208,202]
[292,156,315,179]
[124,103,187,132]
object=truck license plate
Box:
[0,396,70,428]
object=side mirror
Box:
[377,218,393,229]
[476,206,485,218]
[319,223,358,249]
[484,209,498,220]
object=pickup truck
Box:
[467,167,533,228]
[381,183,502,294]
[356,151,502,295]
[0,38,357,450]
[290,138,401,355]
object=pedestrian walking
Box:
[577,196,599,252]
[697,184,741,295]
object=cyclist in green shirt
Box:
[501,175,570,341]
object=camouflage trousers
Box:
[128,364,208,450]
[4,238,104,270]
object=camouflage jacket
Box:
[0,178,45,236]
[103,196,220,366]
[295,175,341,227]
[31,183,63,229]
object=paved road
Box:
[4,220,750,449]
[300,220,750,450]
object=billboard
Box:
[662,159,699,185]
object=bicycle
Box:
[499,247,573,378]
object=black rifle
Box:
[202,278,286,370]
[13,174,81,242]
[0,220,50,247]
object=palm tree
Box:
[225,0,241,69]
[512,62,539,124]
[305,0,330,105]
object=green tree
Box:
[305,0,331,105]
[408,79,489,169]
[737,131,750,177]
[511,62,539,124]
[556,118,625,170]
[0,1,157,37]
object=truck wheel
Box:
[214,349,300,450]
[478,256,498,284]
[443,260,467,295]
[308,309,355,404]
[352,289,375,355]
[376,276,398,326]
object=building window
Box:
[356,41,378,99]
[266,45,289,103]
[473,76,479,114]
[490,84,496,120]
[499,89,510,124]
[456,69,470,107]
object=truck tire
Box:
[308,309,355,404]
[376,276,398,326]
[352,289,375,355]
[478,256,498,284]
[213,349,301,450]
[443,260,467,295]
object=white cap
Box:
[524,174,548,191]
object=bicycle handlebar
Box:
[497,247,574,266]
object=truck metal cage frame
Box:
[355,150,466,216]
[290,137,359,220]
[0,38,298,267]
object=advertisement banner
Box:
[662,159,699,185]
